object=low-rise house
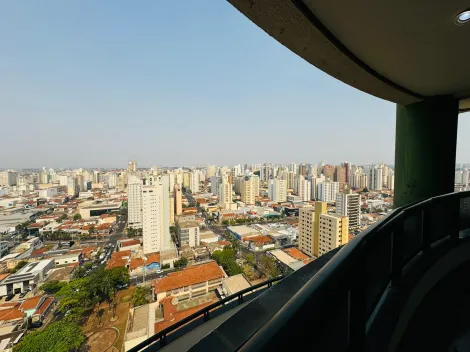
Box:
[118,239,141,252]
[242,235,276,251]
[0,259,54,296]
[19,296,54,323]
[53,253,83,267]
[153,261,225,304]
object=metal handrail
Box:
[128,275,284,352]
[239,190,470,351]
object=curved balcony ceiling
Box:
[228,0,470,108]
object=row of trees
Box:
[212,247,242,276]
[221,215,283,226]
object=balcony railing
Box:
[130,190,470,351]
[128,275,283,352]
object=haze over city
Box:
[2,1,469,169]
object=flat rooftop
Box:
[223,274,251,295]
[227,225,259,237]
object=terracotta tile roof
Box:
[121,239,141,247]
[283,247,310,261]
[129,258,145,271]
[20,296,43,311]
[34,297,54,316]
[217,241,231,246]
[0,308,25,321]
[0,302,19,310]
[106,258,127,270]
[146,252,160,265]
[0,273,10,282]
[32,247,49,256]
[112,250,131,258]
[154,262,224,294]
[28,223,43,228]
[303,259,315,265]
[155,296,216,333]
[243,235,273,246]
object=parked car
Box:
[29,321,43,328]
[19,291,28,298]
[5,294,14,301]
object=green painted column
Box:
[394,96,459,207]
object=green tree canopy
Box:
[40,281,67,295]
[212,248,242,276]
[10,261,28,273]
[259,255,281,278]
[132,286,151,307]
[73,213,82,221]
[173,257,188,268]
[13,321,85,352]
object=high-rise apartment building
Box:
[387,174,395,191]
[142,184,164,254]
[128,182,143,229]
[318,213,349,256]
[174,184,182,216]
[210,176,219,196]
[268,178,287,202]
[219,178,233,209]
[336,187,361,230]
[0,171,18,187]
[67,177,78,196]
[240,175,259,205]
[298,207,316,257]
[298,176,311,202]
[317,180,340,203]
[207,165,217,179]
[369,164,383,191]
[334,165,346,187]
[310,175,325,200]
[190,170,200,193]
[299,201,349,258]
[128,160,137,172]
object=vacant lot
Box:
[83,287,134,351]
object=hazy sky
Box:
[1,1,469,169]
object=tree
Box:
[161,263,170,269]
[57,214,68,223]
[13,321,85,352]
[212,248,242,276]
[246,254,255,266]
[173,257,188,268]
[259,255,281,278]
[10,261,28,273]
[88,226,96,235]
[132,286,151,307]
[41,280,67,294]
[362,187,369,193]
[73,213,82,221]
[222,220,229,226]
[127,228,137,237]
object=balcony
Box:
[129,190,470,351]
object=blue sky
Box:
[1,1,469,169]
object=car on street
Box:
[29,321,43,329]
[5,294,14,301]
[19,291,28,298]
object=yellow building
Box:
[298,201,348,258]
[183,173,190,188]
[318,213,349,256]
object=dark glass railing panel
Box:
[459,196,470,230]
[365,229,392,318]
[402,208,423,264]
